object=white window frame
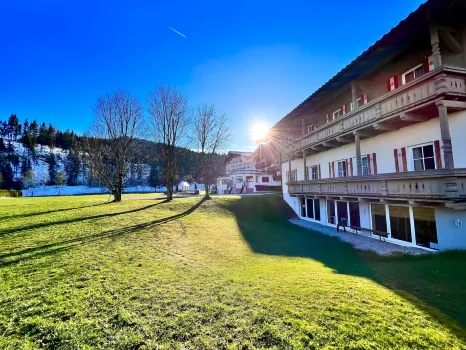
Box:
[408,142,436,171]
[361,156,369,176]
[301,198,321,222]
[333,109,342,120]
[350,98,362,111]
[308,165,318,180]
[401,63,424,85]
[336,160,347,177]
[307,125,315,133]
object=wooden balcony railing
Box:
[287,169,466,201]
[285,66,466,155]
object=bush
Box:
[255,185,281,192]
[0,190,23,197]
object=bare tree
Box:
[84,89,144,202]
[194,104,231,199]
[147,85,190,201]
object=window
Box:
[337,160,347,177]
[389,206,412,243]
[350,98,362,111]
[413,207,438,247]
[327,200,336,225]
[236,176,243,183]
[361,156,369,176]
[307,125,315,133]
[412,144,435,171]
[333,109,342,120]
[303,198,320,221]
[349,201,360,227]
[371,203,387,233]
[261,176,269,183]
[308,166,318,180]
[402,64,425,85]
[246,176,254,182]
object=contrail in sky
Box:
[165,25,186,38]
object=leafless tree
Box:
[147,85,190,201]
[84,89,144,202]
[194,104,231,199]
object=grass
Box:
[0,194,465,349]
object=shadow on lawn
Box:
[0,200,170,237]
[0,198,206,267]
[224,195,466,337]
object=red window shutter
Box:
[434,140,442,169]
[317,164,321,179]
[372,153,377,174]
[360,93,365,105]
[394,149,400,172]
[401,147,408,172]
[367,154,372,175]
[387,79,391,92]
[394,76,399,89]
[423,57,430,73]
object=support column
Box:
[430,25,442,68]
[303,150,307,180]
[436,101,454,169]
[355,133,362,176]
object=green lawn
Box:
[0,194,465,349]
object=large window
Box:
[333,109,342,119]
[246,176,254,182]
[402,64,425,85]
[371,203,387,233]
[261,176,269,183]
[327,200,336,225]
[361,156,369,176]
[336,201,348,226]
[308,166,318,180]
[413,207,438,247]
[412,144,435,171]
[236,176,243,183]
[349,201,360,227]
[301,198,320,221]
[337,161,347,177]
[389,206,412,243]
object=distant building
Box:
[260,0,466,251]
[217,151,281,194]
[178,181,190,192]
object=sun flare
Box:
[251,122,269,142]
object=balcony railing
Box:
[287,169,466,201]
[285,66,466,155]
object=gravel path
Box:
[289,219,433,256]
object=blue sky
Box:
[1,0,424,151]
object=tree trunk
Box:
[167,182,173,201]
[114,172,123,202]
[114,189,122,202]
[204,182,211,199]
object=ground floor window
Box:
[327,200,336,225]
[246,176,254,182]
[300,198,320,221]
[336,201,348,226]
[370,203,438,248]
[413,207,438,247]
[371,203,387,233]
[236,176,243,183]
[262,176,269,183]
[349,201,360,227]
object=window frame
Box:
[307,125,315,133]
[401,63,424,85]
[361,156,369,176]
[246,176,254,182]
[261,176,269,183]
[409,142,436,171]
[333,109,342,120]
[350,98,362,111]
[308,165,318,180]
[336,160,347,177]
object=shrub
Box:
[0,189,23,197]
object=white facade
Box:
[281,110,466,251]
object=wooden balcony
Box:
[285,66,466,156]
[287,169,466,203]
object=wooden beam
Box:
[336,135,353,144]
[353,130,372,138]
[400,112,430,122]
[439,30,462,54]
[311,145,327,152]
[436,100,466,109]
[373,123,398,131]
[322,141,339,148]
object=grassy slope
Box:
[0,194,465,349]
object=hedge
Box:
[0,190,23,197]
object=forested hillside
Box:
[0,114,226,191]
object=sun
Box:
[251,122,269,142]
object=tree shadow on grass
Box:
[222,195,466,339]
[0,200,170,237]
[0,198,206,267]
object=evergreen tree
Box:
[38,122,48,145]
[64,147,81,185]
[46,153,59,185]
